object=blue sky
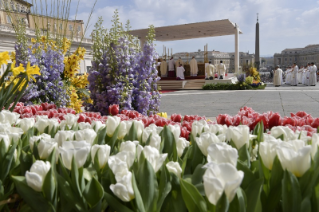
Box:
[62,0,319,56]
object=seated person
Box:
[176,63,185,80]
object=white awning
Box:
[129,19,242,42]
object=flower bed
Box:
[202,82,266,90]
[1,105,319,211]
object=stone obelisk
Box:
[255,14,260,70]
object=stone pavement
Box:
[159,82,319,118]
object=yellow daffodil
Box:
[25,62,41,82]
[11,62,24,77]
[10,52,16,61]
[0,51,10,66]
[157,112,168,119]
[31,38,37,43]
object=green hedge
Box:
[202,82,267,90]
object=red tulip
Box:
[217,114,229,125]
[225,116,233,127]
[181,127,190,140]
[22,107,32,115]
[77,114,86,123]
[109,104,119,116]
[268,113,281,129]
[311,118,319,129]
[171,114,182,123]
[232,115,241,126]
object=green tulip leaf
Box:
[124,122,137,141]
[191,164,205,186]
[236,161,256,190]
[301,197,311,212]
[11,176,55,212]
[0,142,17,182]
[215,192,229,212]
[157,165,172,212]
[161,125,178,161]
[132,172,146,212]
[19,150,33,176]
[244,178,263,212]
[42,168,56,204]
[180,178,207,212]
[83,177,104,209]
[95,127,107,145]
[104,192,134,212]
[190,136,205,173]
[237,144,250,168]
[105,125,120,151]
[282,170,301,212]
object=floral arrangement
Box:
[87,11,161,116]
[1,104,319,211]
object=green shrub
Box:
[245,76,254,85]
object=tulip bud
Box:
[59,140,91,170]
[270,126,297,141]
[176,137,190,157]
[38,139,58,160]
[25,161,51,192]
[166,161,182,178]
[17,118,35,133]
[106,116,121,137]
[78,122,91,130]
[276,143,312,177]
[0,110,20,125]
[207,143,238,166]
[192,120,209,136]
[209,124,228,135]
[0,134,10,152]
[259,139,281,170]
[109,104,120,116]
[35,117,59,134]
[311,133,319,159]
[74,129,97,145]
[91,121,105,132]
[110,171,135,202]
[226,126,251,149]
[91,144,111,169]
[142,146,167,173]
[167,124,181,142]
[30,134,52,150]
[203,162,244,205]
[196,132,221,156]
[54,131,75,147]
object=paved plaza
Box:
[160,83,319,118]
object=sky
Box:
[38,0,319,57]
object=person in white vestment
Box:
[305,63,311,86]
[273,66,283,87]
[160,59,168,77]
[285,66,292,84]
[217,60,226,79]
[290,63,298,86]
[205,61,215,80]
[298,66,303,84]
[189,57,198,76]
[175,57,184,69]
[310,62,317,86]
[176,63,185,80]
[168,57,175,77]
[302,64,307,85]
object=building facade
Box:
[274,44,319,68]
[0,0,93,75]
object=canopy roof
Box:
[129,19,242,42]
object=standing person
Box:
[298,65,303,84]
[291,63,298,86]
[190,56,198,76]
[285,66,292,85]
[302,64,308,85]
[305,63,311,86]
[168,57,175,77]
[273,66,283,87]
[160,59,168,77]
[175,57,184,69]
[310,62,317,86]
[217,60,226,79]
[205,61,215,80]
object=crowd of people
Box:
[273,62,318,87]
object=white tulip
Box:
[207,143,238,166]
[0,123,11,133]
[91,144,111,169]
[25,161,51,192]
[54,131,75,147]
[141,127,156,143]
[110,171,135,202]
[91,121,105,132]
[226,126,251,149]
[119,141,139,167]
[176,137,190,157]
[106,116,121,137]
[108,152,133,176]
[148,133,162,151]
[259,139,281,170]
[276,143,312,177]
[0,124,24,135]
[7,133,22,145]
[74,129,97,145]
[60,114,78,129]
[262,133,277,142]
[35,117,59,134]
[142,146,167,173]
[146,124,163,135]
[192,120,209,136]
[166,161,182,178]
[78,122,92,130]
[196,132,221,156]
[29,134,52,150]
[59,140,91,170]
[295,130,311,143]
[203,162,244,205]
[311,133,319,159]
[38,139,58,160]
[167,124,181,142]
[132,120,144,140]
[0,110,20,125]
[270,126,298,141]
[18,118,35,133]
[209,124,228,135]
[0,134,10,152]
[35,115,48,121]
[118,121,131,140]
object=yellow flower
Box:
[157,112,168,119]
[11,62,24,77]
[10,52,16,61]
[31,38,37,43]
[0,52,10,66]
[25,62,41,82]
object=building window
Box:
[10,1,15,10]
[16,4,20,12]
[59,23,63,30]
[86,66,92,73]
[69,24,73,31]
[77,25,81,32]
[6,15,12,24]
